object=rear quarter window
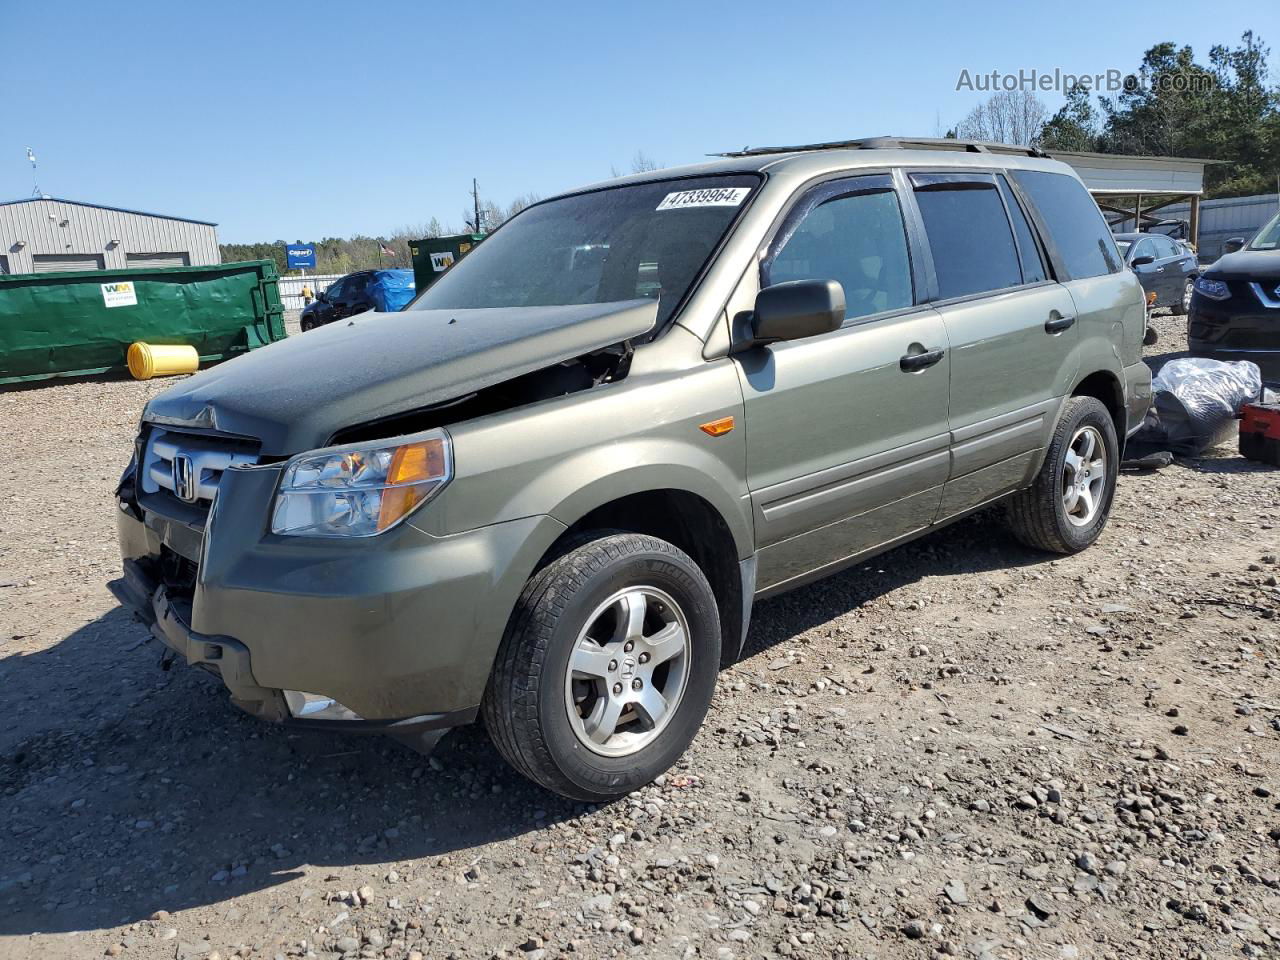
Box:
[1011,170,1121,281]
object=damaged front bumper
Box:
[109,557,471,752]
[111,455,567,752]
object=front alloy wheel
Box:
[484,532,720,802]
[565,587,691,757]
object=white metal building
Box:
[0,197,220,275]
[1139,193,1279,260]
[1045,150,1219,255]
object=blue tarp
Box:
[368,269,416,312]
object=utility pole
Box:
[471,178,482,235]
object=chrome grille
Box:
[139,428,259,509]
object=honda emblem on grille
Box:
[172,455,198,503]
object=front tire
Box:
[484,532,721,802]
[1005,396,1119,554]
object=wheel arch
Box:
[1071,369,1125,447]
[543,486,752,668]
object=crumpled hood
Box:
[1206,249,1280,280]
[144,299,656,455]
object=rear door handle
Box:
[900,348,945,372]
[1045,315,1076,334]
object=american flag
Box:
[379,241,395,257]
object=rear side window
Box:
[766,176,914,321]
[910,174,1021,300]
[1011,170,1121,280]
[997,176,1047,284]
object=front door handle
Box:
[1155,266,1165,272]
[900,348,945,372]
[1045,314,1076,334]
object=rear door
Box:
[736,173,952,592]
[1150,234,1194,305]
[905,170,1080,517]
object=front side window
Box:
[1012,170,1121,280]
[411,175,760,329]
[765,176,914,321]
[1131,238,1155,262]
[1150,235,1179,259]
[911,174,1022,300]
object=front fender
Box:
[539,444,754,559]
[421,356,753,558]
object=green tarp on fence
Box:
[0,260,285,385]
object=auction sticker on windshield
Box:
[656,187,751,211]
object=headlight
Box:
[1193,277,1230,301]
[271,430,452,537]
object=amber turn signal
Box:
[699,416,735,437]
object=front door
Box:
[1128,237,1162,304]
[736,174,952,593]
[905,171,1080,516]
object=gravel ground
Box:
[2,310,1278,960]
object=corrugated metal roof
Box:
[0,196,216,226]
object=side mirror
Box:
[1130,255,1155,267]
[750,280,846,345]
[1223,237,1246,254]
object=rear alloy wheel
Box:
[1061,425,1108,528]
[1172,278,1193,316]
[484,532,720,802]
[1005,396,1119,554]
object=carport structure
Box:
[1047,150,1220,251]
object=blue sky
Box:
[4,0,1267,242]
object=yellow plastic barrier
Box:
[127,342,199,380]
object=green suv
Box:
[113,138,1152,801]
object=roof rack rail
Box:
[714,136,1049,160]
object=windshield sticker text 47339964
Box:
[656,187,751,211]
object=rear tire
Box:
[1171,278,1193,316]
[483,532,720,802]
[1005,396,1119,554]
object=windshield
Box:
[1249,213,1280,251]
[411,175,760,328]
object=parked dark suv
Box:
[1113,232,1198,315]
[1189,212,1280,379]
[113,138,1150,801]
[299,269,415,330]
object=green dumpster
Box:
[409,233,485,296]
[0,260,285,385]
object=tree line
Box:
[950,31,1278,198]
[220,154,665,275]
